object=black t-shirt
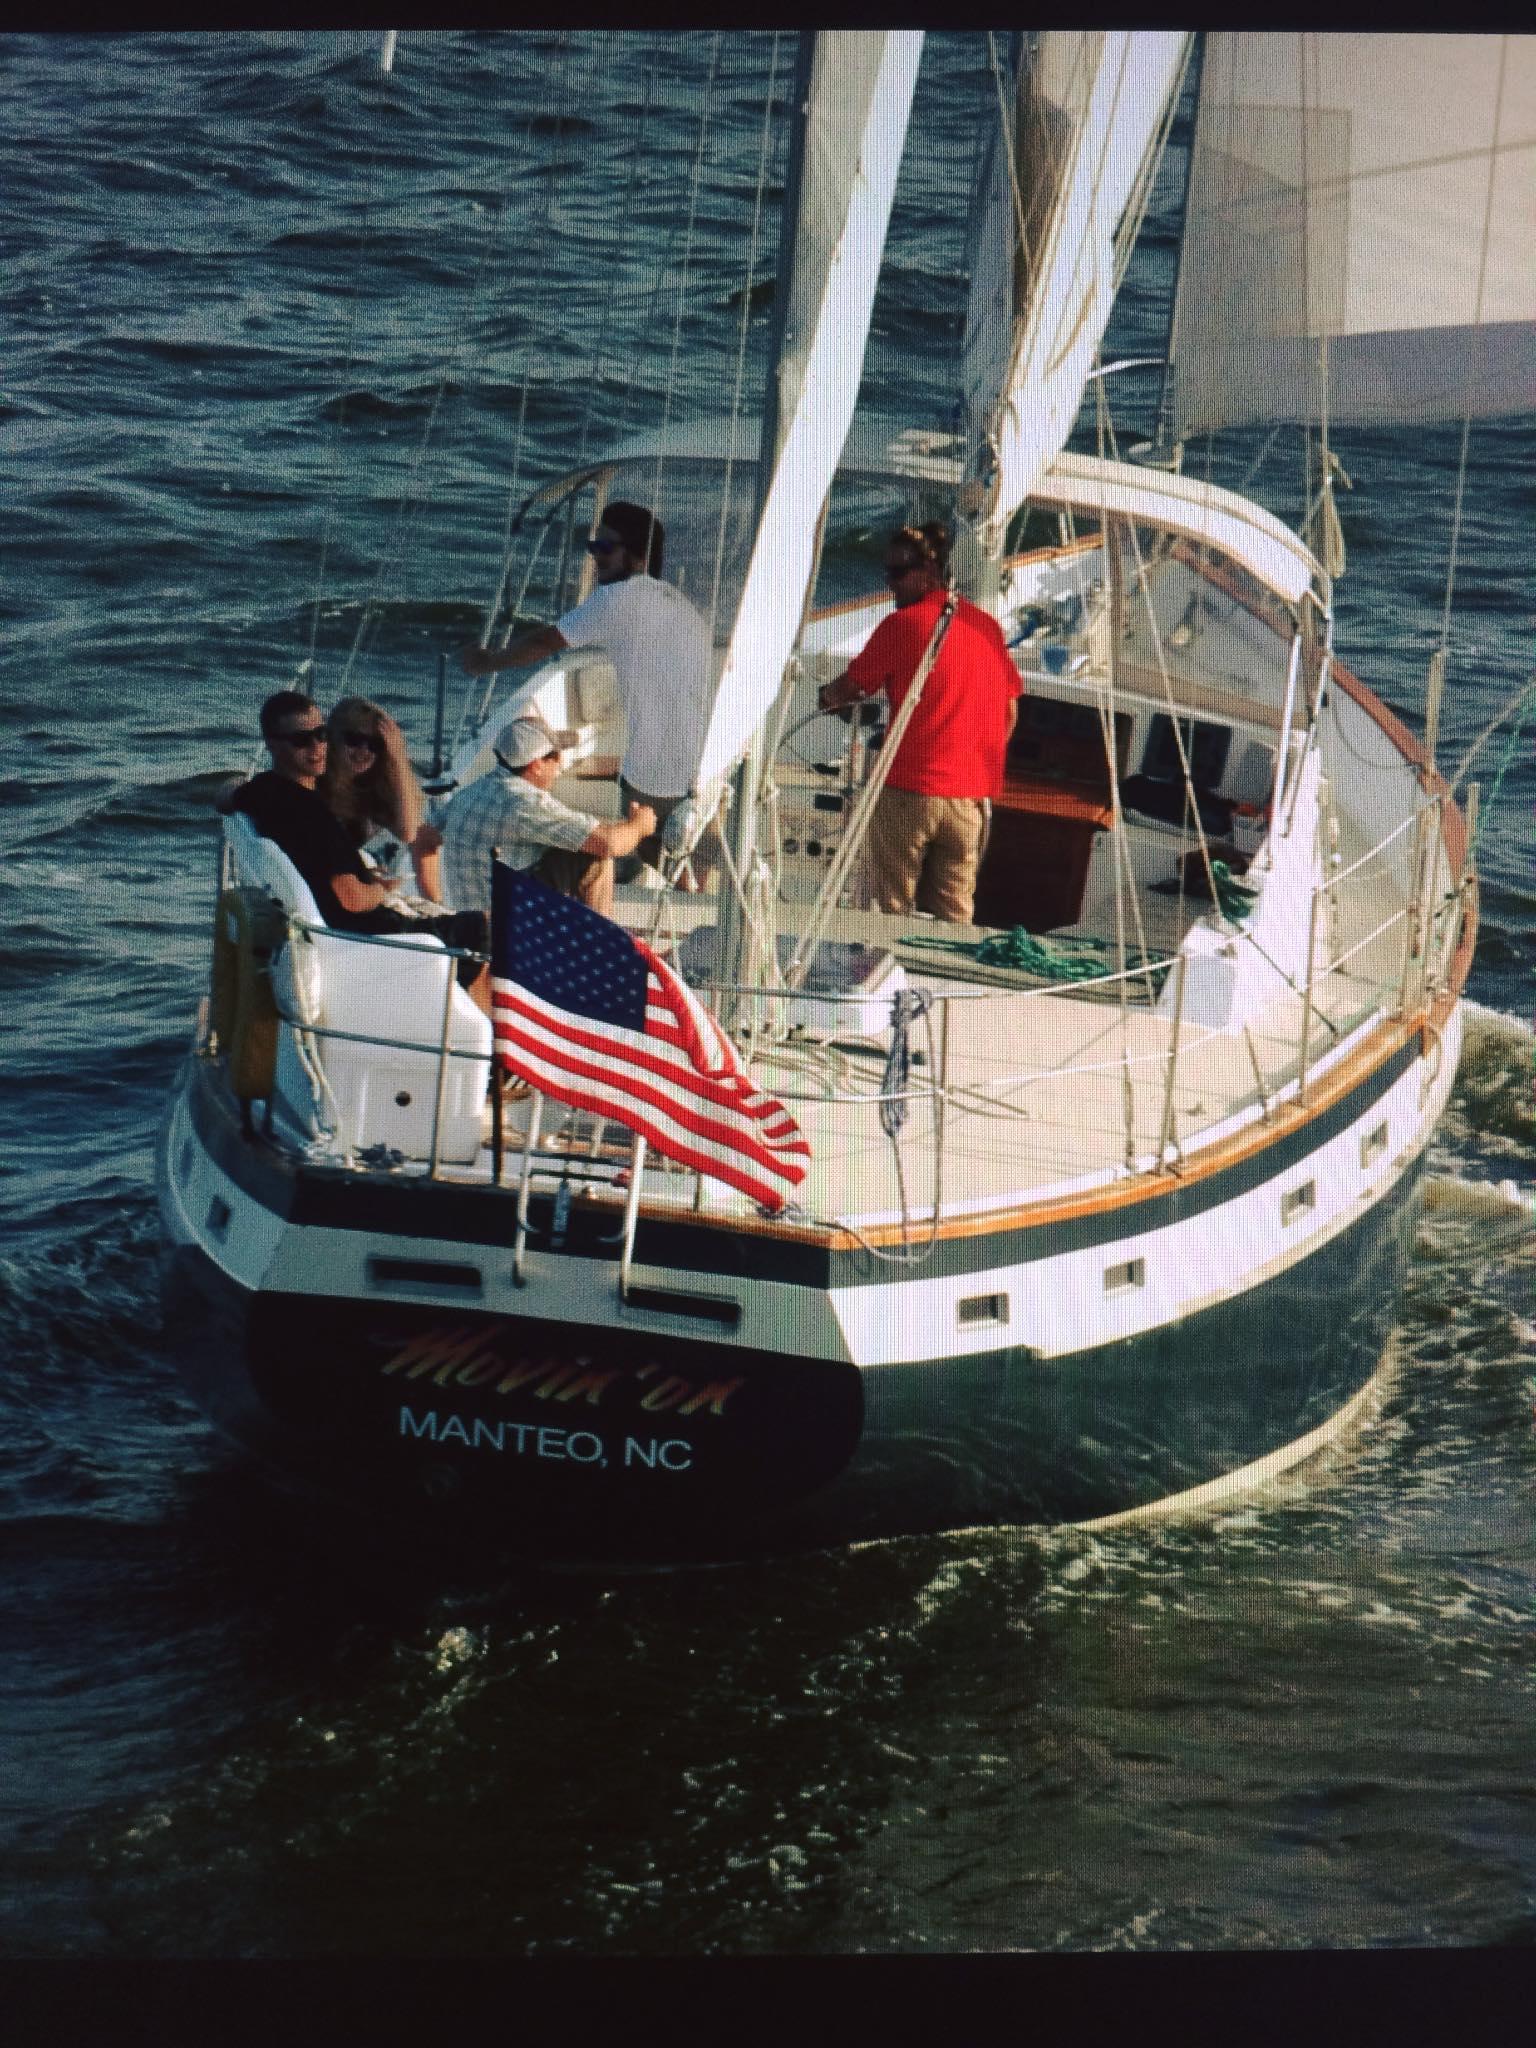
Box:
[232,772,388,932]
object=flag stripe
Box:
[489,863,810,1210]
[492,982,810,1150]
[495,1031,803,1208]
[495,1012,809,1181]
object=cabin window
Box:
[1103,1258,1145,1293]
[1141,714,1232,791]
[205,1197,231,1239]
[1360,1123,1389,1168]
[957,1292,1009,1327]
[1280,1182,1317,1227]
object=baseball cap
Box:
[494,716,578,769]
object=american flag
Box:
[489,863,810,1212]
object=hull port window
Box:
[1103,1258,1145,1293]
[957,1292,1009,1326]
[1360,1123,1389,1168]
[368,1257,483,1293]
[1280,1183,1317,1227]
[206,1197,232,1240]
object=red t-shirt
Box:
[844,589,1022,798]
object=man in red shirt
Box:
[817,523,1022,923]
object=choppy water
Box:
[2,30,1534,1957]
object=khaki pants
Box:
[864,789,988,923]
[534,846,614,917]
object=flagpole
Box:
[618,1134,647,1303]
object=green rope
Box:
[1209,858,1260,924]
[900,925,1167,983]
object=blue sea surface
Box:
[1,30,1534,1956]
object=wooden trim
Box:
[833,1010,1423,1251]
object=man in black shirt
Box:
[231,690,487,991]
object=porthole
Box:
[957,1292,1009,1326]
[1281,1182,1316,1227]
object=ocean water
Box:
[2,30,1534,1958]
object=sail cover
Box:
[1171,34,1536,433]
[959,31,1190,563]
[691,31,922,794]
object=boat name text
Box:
[400,1406,691,1471]
[380,1327,745,1419]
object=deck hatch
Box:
[368,1256,483,1292]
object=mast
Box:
[952,31,1191,608]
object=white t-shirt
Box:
[557,573,713,799]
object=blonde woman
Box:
[321,696,443,904]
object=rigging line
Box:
[573,48,660,470]
[1437,32,1509,665]
[339,34,588,689]
[474,35,602,576]
[1449,670,1536,803]
[1117,507,1223,914]
[647,33,726,543]
[305,41,403,688]
[708,30,786,648]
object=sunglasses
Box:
[885,558,924,582]
[340,730,379,750]
[586,535,622,556]
[276,726,327,749]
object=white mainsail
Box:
[1171,33,1536,433]
[690,31,923,795]
[956,30,1190,573]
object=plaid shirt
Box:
[442,766,596,914]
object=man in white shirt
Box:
[458,501,712,873]
[442,716,656,921]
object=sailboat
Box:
[158,31,1529,1562]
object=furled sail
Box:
[1171,33,1536,434]
[690,31,923,794]
[956,30,1190,574]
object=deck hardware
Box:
[1242,1024,1273,1123]
[426,946,457,1181]
[368,1257,482,1291]
[623,1286,741,1327]
[617,1132,647,1302]
[513,1092,545,1286]
[1156,948,1189,1168]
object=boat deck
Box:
[466,844,1408,1232]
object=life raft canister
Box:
[211,886,289,1102]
